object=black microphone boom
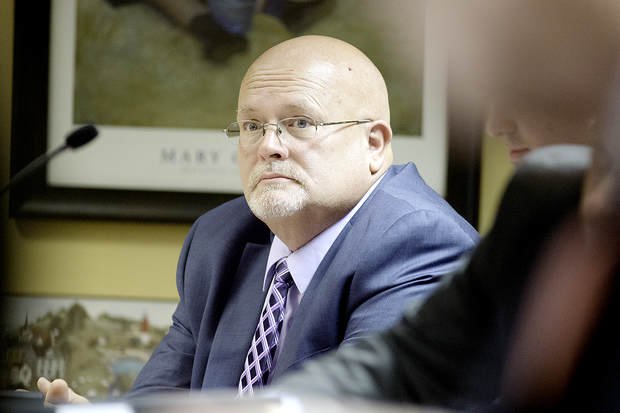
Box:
[0,124,99,197]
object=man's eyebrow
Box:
[236,106,255,116]
[282,103,317,115]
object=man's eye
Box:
[290,118,312,129]
[243,122,261,132]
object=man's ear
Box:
[368,121,393,174]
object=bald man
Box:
[37,35,477,404]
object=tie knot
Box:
[274,257,293,287]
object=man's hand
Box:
[37,377,89,406]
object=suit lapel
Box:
[271,223,359,379]
[202,242,270,388]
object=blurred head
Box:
[235,35,393,241]
[438,0,620,164]
[484,97,598,164]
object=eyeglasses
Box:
[224,116,372,145]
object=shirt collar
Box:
[263,172,387,293]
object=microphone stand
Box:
[0,144,68,197]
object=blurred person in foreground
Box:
[35,35,478,405]
[273,0,620,410]
[500,96,620,411]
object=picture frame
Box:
[9,0,480,225]
[0,294,177,396]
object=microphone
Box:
[0,124,99,197]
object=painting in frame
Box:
[0,294,177,398]
[10,0,479,223]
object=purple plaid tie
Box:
[239,257,293,395]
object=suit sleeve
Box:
[126,221,201,397]
[341,209,478,344]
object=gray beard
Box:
[246,184,309,220]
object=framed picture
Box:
[10,0,480,224]
[0,294,177,397]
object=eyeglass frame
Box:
[223,117,373,144]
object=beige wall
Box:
[478,135,513,233]
[0,0,510,300]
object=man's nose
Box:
[257,123,288,159]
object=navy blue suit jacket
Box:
[128,163,478,395]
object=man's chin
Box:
[246,192,307,221]
[249,204,302,221]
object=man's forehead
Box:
[237,101,322,117]
[238,65,341,116]
[243,59,337,85]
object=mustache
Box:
[248,162,304,188]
